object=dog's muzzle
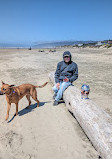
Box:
[0,91,4,95]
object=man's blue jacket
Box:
[55,52,78,83]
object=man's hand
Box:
[56,83,60,89]
[63,77,69,82]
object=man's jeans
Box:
[53,82,72,101]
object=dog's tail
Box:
[35,82,48,88]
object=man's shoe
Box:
[53,100,59,106]
[52,93,57,99]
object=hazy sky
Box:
[0,0,112,44]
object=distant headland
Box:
[0,40,112,49]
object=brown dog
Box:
[0,81,48,120]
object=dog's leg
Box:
[31,89,39,107]
[6,102,11,120]
[33,97,40,107]
[26,95,31,108]
[16,103,18,116]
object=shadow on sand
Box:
[8,101,50,123]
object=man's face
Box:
[64,56,70,63]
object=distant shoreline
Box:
[0,39,112,49]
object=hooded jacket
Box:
[55,51,78,83]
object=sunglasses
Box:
[81,90,89,94]
[64,56,70,58]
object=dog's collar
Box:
[6,89,15,96]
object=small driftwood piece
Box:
[49,71,112,159]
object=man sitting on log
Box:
[53,51,78,106]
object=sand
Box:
[0,47,112,159]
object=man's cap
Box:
[64,54,70,57]
[63,51,71,57]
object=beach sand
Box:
[0,47,112,159]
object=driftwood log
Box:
[49,72,112,159]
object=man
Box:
[53,51,78,106]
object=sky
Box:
[0,0,112,45]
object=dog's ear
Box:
[9,85,15,87]
[1,81,5,85]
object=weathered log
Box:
[49,71,112,159]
